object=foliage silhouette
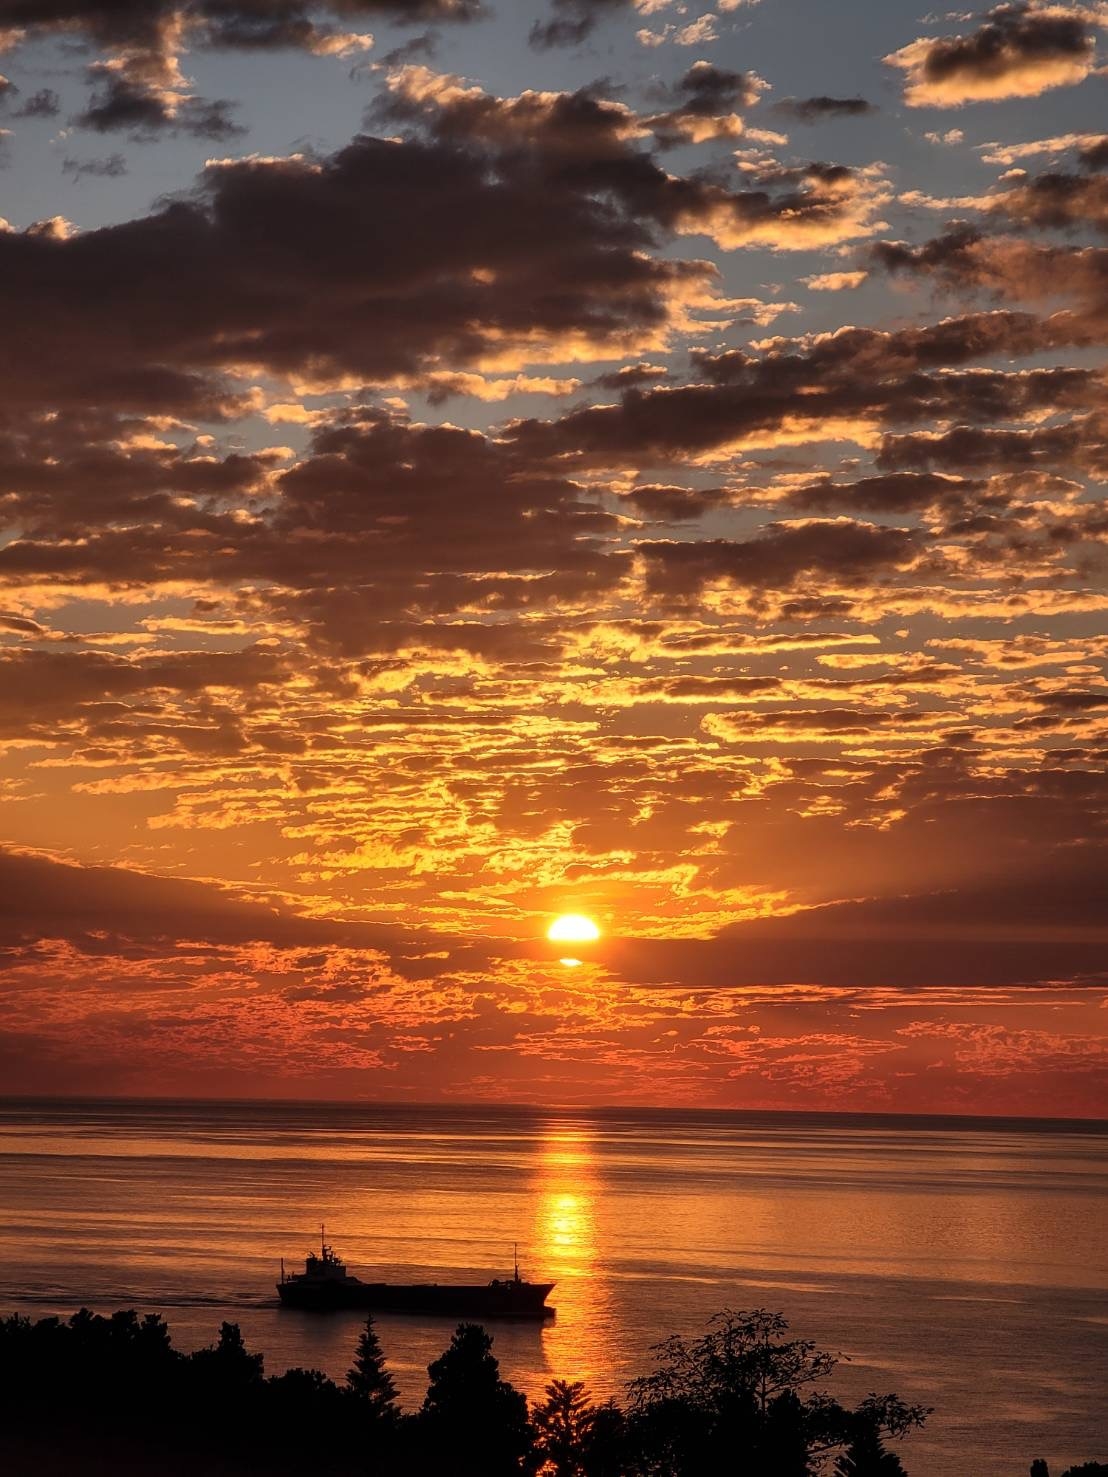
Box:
[1029,1462,1108,1477]
[835,1418,908,1476]
[533,1378,596,1476]
[417,1321,534,1475]
[532,1378,625,1477]
[347,1314,400,1423]
[623,1309,928,1476]
[0,1303,1097,1476]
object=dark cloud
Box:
[638,520,921,601]
[878,417,1108,478]
[591,362,670,391]
[266,408,628,636]
[529,0,623,50]
[377,30,438,67]
[830,249,1108,488]
[4,217,1098,648]
[0,407,629,636]
[62,152,129,179]
[369,70,645,159]
[1078,135,1108,171]
[0,0,482,43]
[594,853,1108,989]
[377,65,857,247]
[989,164,1108,233]
[1035,687,1108,711]
[0,411,278,532]
[78,76,244,138]
[508,308,1100,470]
[0,645,293,742]
[885,1,1106,107]
[0,846,424,959]
[622,482,728,520]
[0,1,482,136]
[775,96,876,122]
[11,87,61,119]
[872,227,1108,341]
[0,69,886,421]
[0,83,728,413]
[785,471,989,514]
[198,0,482,50]
[646,61,767,148]
[670,61,763,116]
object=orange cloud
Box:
[886,2,1108,107]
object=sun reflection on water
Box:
[531,1124,614,1388]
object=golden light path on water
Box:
[530,1124,614,1387]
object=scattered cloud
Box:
[775,95,876,122]
[886,1,1108,107]
[62,152,128,179]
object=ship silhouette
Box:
[277,1227,555,1319]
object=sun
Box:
[547,914,601,944]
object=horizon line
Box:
[1,1092,1104,1130]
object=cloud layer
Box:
[0,1,1104,1111]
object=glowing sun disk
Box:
[547,914,601,943]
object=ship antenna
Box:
[321,1222,325,1256]
[514,1242,519,1282]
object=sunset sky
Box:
[0,0,1105,1114]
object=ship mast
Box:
[514,1242,519,1282]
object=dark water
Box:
[0,1099,1105,1475]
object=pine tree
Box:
[346,1315,399,1422]
[532,1379,595,1476]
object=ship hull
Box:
[276,1278,555,1319]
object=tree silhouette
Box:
[625,1308,834,1472]
[533,1379,617,1476]
[211,1321,264,1383]
[625,1311,929,1477]
[577,1400,627,1477]
[761,1388,813,1475]
[269,1365,335,1400]
[628,1309,837,1417]
[346,1314,399,1423]
[0,1303,1028,1477]
[835,1418,908,1476]
[419,1322,534,1476]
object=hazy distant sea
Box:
[0,1099,1104,1475]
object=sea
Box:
[0,1099,1104,1475]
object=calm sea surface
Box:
[0,1099,1104,1475]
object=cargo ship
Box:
[276,1228,555,1319]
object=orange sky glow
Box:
[0,0,1105,1116]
